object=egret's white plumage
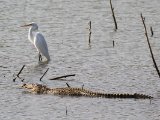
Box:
[21,22,50,61]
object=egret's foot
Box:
[39,54,42,62]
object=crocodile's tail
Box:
[86,92,153,99]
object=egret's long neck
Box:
[28,27,34,44]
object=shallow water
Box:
[0,0,160,119]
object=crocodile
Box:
[21,83,153,99]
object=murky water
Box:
[0,0,160,119]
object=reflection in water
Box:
[26,60,49,73]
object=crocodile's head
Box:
[21,83,49,94]
[22,83,35,89]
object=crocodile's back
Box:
[48,87,92,96]
[49,87,152,99]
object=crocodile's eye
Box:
[32,84,37,87]
[22,83,26,87]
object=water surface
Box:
[0,0,160,119]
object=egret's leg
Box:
[39,52,42,62]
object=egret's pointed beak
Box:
[20,24,32,27]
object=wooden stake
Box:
[88,21,92,44]
[150,26,154,37]
[113,40,115,47]
[141,13,160,78]
[110,0,118,30]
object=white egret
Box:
[21,22,50,62]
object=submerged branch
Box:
[49,74,75,80]
[66,83,70,88]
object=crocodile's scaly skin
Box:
[21,83,153,99]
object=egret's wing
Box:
[34,32,50,60]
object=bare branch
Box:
[141,13,160,78]
[110,0,118,30]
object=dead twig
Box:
[49,74,75,80]
[40,68,49,81]
[110,0,118,30]
[141,13,160,78]
[13,65,25,82]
